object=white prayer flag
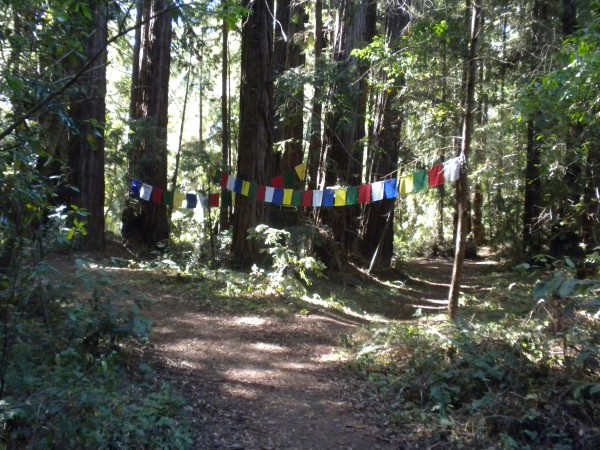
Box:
[371,181,385,202]
[140,183,153,201]
[265,186,275,203]
[443,157,461,182]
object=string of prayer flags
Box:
[428,164,444,187]
[130,156,465,211]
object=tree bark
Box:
[231,0,275,267]
[123,0,172,245]
[307,0,324,192]
[68,1,108,250]
[220,12,230,231]
[448,0,481,320]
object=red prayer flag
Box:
[358,184,371,204]
[220,172,229,188]
[209,193,220,207]
[257,185,267,202]
[301,190,312,207]
[270,175,284,189]
[428,164,444,187]
[150,186,163,204]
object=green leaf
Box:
[558,278,579,298]
[533,274,564,299]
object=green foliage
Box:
[248,225,325,295]
[348,268,600,448]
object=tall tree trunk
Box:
[307,0,324,192]
[220,12,230,231]
[231,0,275,266]
[68,1,108,250]
[274,0,305,175]
[522,0,550,256]
[448,0,481,320]
[321,0,373,255]
[360,2,410,269]
[123,0,173,245]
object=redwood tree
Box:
[231,0,275,266]
[123,0,173,244]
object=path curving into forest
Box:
[136,256,498,449]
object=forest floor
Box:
[76,246,501,449]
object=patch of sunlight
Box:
[225,367,277,383]
[301,294,389,323]
[251,342,287,353]
[222,384,260,399]
[318,351,345,363]
[234,316,267,326]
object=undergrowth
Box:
[0,258,193,448]
[347,261,600,449]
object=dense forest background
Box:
[0,0,599,448]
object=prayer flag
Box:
[233,178,243,193]
[241,180,250,196]
[249,183,258,199]
[371,181,385,202]
[130,179,142,197]
[140,183,153,201]
[173,192,185,207]
[301,190,312,207]
[358,184,371,204]
[384,179,398,199]
[151,186,163,204]
[222,190,232,207]
[270,175,284,189]
[163,190,174,206]
[283,170,296,188]
[185,193,197,208]
[209,193,219,207]
[334,188,347,206]
[428,164,444,187]
[443,157,461,182]
[265,186,275,203]
[399,175,413,194]
[198,194,208,208]
[227,176,236,191]
[272,188,283,205]
[322,189,334,207]
[220,172,228,188]
[412,170,428,192]
[212,170,222,185]
[292,190,302,207]
[313,190,324,207]
[283,189,293,205]
[295,162,306,180]
[346,186,358,205]
[257,185,267,202]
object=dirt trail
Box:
[133,257,498,449]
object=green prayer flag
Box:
[249,183,258,199]
[291,190,302,207]
[212,170,222,185]
[346,186,358,205]
[283,170,296,188]
[412,170,428,192]
[162,190,174,206]
[222,190,232,207]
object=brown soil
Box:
[72,245,499,449]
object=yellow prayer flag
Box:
[173,192,185,207]
[283,189,293,205]
[231,192,236,205]
[399,174,413,194]
[294,162,307,180]
[241,180,250,196]
[334,188,347,206]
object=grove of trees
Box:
[0,0,598,445]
